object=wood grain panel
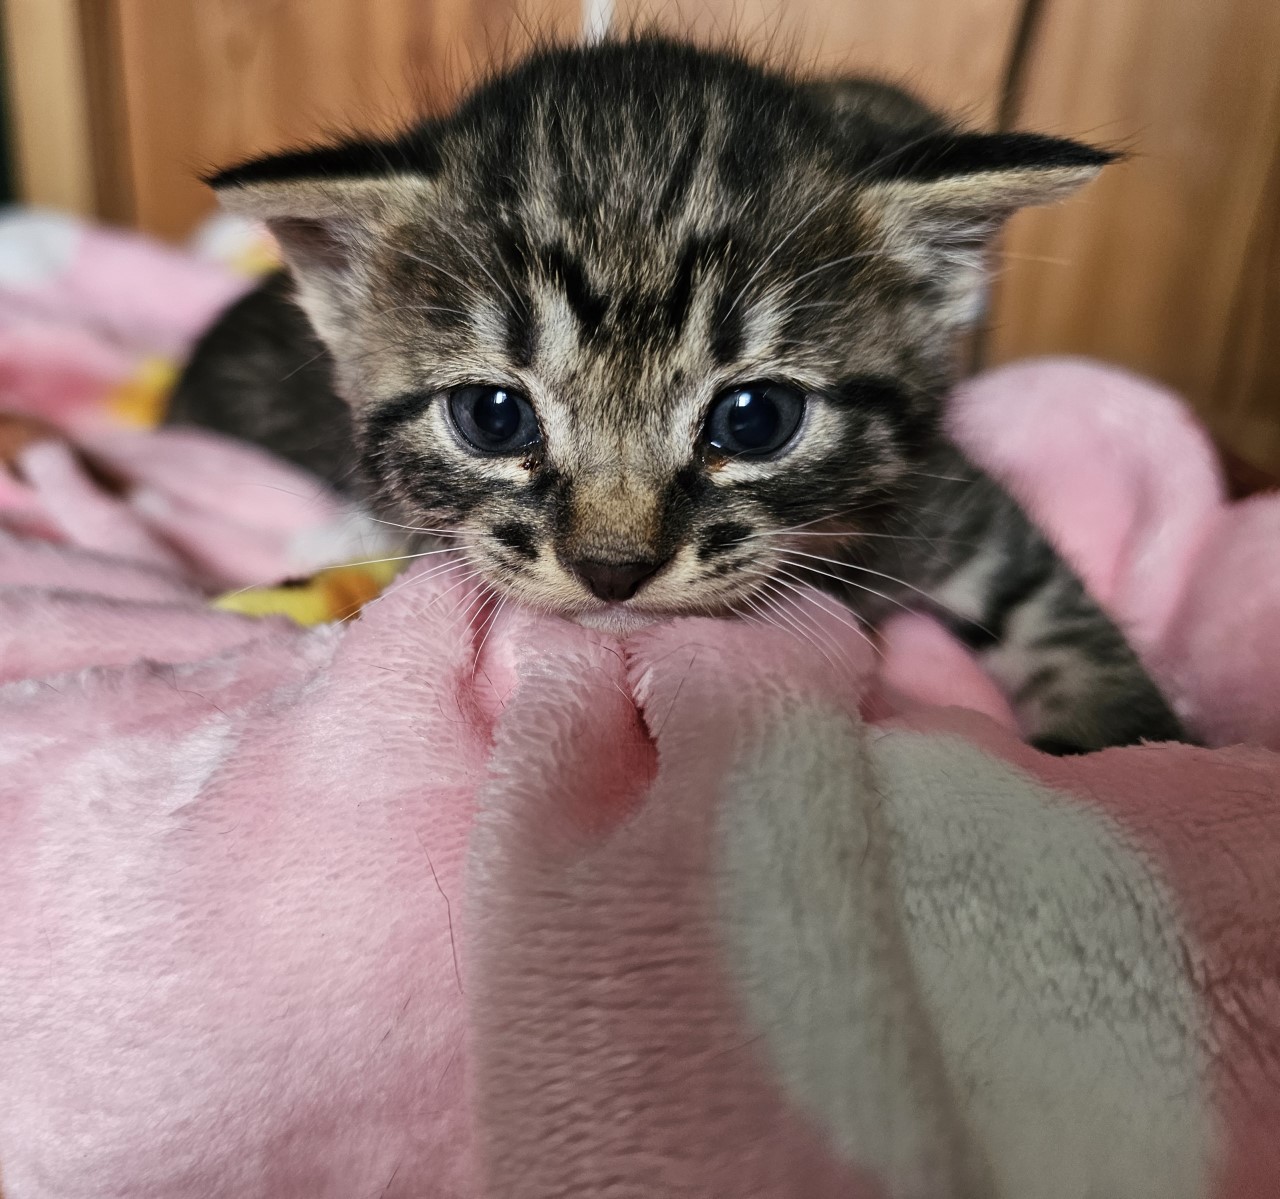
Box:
[988,0,1280,469]
[1211,121,1280,476]
[79,0,135,224]
[2,0,95,214]
[612,0,1026,125]
[110,0,581,240]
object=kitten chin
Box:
[571,607,666,634]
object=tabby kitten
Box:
[170,36,1188,753]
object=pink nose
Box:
[570,557,667,602]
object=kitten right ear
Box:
[856,131,1116,329]
[208,143,437,347]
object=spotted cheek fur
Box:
[621,502,776,612]
[457,503,561,592]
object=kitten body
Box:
[170,37,1187,753]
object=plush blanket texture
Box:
[0,211,1278,1197]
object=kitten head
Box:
[211,37,1112,622]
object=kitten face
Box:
[213,39,1110,622]
[342,186,938,621]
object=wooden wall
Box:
[991,0,1280,475]
[5,0,1279,476]
[95,0,582,238]
[2,0,96,215]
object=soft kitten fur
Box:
[169,35,1188,753]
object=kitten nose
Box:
[570,557,667,602]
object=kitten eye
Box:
[447,385,540,454]
[704,382,805,458]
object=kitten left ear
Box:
[858,131,1117,327]
[208,147,437,350]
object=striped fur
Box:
[172,36,1186,752]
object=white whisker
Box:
[777,547,940,609]
[754,577,859,672]
[776,559,914,617]
[471,593,509,669]
[761,574,878,661]
[340,554,476,623]
[365,516,461,538]
[336,546,461,571]
[212,546,459,603]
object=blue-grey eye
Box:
[704,382,805,457]
[447,386,540,454]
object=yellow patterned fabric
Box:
[107,355,179,428]
[213,560,404,626]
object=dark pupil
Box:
[726,390,780,450]
[472,389,519,443]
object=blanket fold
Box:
[0,201,1278,1199]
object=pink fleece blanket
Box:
[1,214,1278,1198]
